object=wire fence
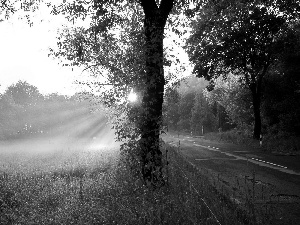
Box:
[163,139,300,225]
[169,152,222,225]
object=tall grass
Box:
[2,141,298,224]
[204,130,258,146]
[204,130,300,154]
[262,133,300,154]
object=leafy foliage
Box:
[262,23,300,136]
[48,0,179,187]
[163,87,180,130]
[4,80,42,106]
[186,0,300,139]
[203,74,253,129]
[191,91,217,134]
[163,77,221,135]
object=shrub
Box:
[263,132,300,153]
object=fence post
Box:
[79,177,83,201]
[259,134,263,147]
[252,170,256,201]
[166,148,169,185]
[252,170,256,217]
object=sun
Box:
[128,89,138,102]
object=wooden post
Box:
[252,170,255,202]
[166,148,169,185]
[259,134,263,147]
[79,177,83,201]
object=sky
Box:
[0,7,85,96]
[0,4,192,96]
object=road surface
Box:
[163,132,300,223]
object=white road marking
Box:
[251,158,288,169]
[192,143,300,175]
[195,158,238,161]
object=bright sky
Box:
[0,4,192,96]
[0,7,83,96]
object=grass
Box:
[1,141,298,224]
[203,130,300,154]
[203,130,258,147]
[262,133,300,154]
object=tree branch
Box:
[139,0,158,16]
[159,0,174,20]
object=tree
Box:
[190,91,204,134]
[3,0,220,187]
[262,23,300,135]
[163,87,180,130]
[45,0,175,186]
[204,74,253,130]
[4,80,42,106]
[178,91,195,132]
[133,0,174,186]
[191,91,217,135]
[186,0,300,139]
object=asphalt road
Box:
[0,113,120,175]
[163,132,300,223]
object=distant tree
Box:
[191,91,217,135]
[163,87,180,130]
[4,80,42,106]
[178,91,195,132]
[190,91,204,134]
[204,74,253,130]
[186,0,300,139]
[0,93,20,138]
[216,103,233,131]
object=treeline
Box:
[0,80,90,140]
[163,77,233,136]
[164,69,300,148]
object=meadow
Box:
[2,139,288,225]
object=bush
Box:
[263,132,300,154]
[203,128,300,154]
[204,129,258,146]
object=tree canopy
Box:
[186,0,300,139]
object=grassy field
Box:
[1,140,292,224]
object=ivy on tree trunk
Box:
[139,0,174,187]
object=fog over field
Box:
[0,82,120,176]
[0,113,119,175]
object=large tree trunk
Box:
[252,91,261,140]
[250,78,262,140]
[139,0,174,187]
